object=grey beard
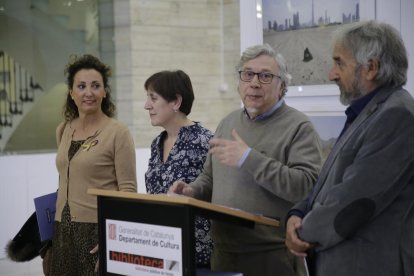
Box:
[339,89,364,106]
[339,64,366,106]
[339,73,364,106]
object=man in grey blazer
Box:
[285,20,414,276]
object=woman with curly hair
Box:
[44,54,137,275]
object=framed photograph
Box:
[262,0,360,86]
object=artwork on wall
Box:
[308,115,346,159]
[262,0,360,86]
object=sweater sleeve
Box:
[190,151,214,202]
[114,124,137,192]
[189,122,222,202]
[55,121,66,146]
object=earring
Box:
[173,109,178,113]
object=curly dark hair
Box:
[63,54,116,121]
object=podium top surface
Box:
[88,189,279,227]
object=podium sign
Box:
[89,189,279,276]
[106,219,182,275]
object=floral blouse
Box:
[145,122,214,266]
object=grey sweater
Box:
[191,102,322,252]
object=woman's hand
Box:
[90,244,99,273]
[169,180,194,197]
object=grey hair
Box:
[332,20,407,88]
[236,43,292,96]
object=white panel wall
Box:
[240,0,263,52]
[401,0,414,94]
[0,149,149,260]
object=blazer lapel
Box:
[308,87,396,206]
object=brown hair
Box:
[63,54,116,121]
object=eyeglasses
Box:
[238,70,281,84]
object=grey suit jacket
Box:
[294,86,414,276]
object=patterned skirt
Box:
[50,203,98,275]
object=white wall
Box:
[0,149,149,260]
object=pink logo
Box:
[108,223,116,240]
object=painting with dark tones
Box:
[263,0,360,86]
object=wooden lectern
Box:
[88,189,279,276]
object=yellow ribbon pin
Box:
[82,140,99,151]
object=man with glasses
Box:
[170,44,322,276]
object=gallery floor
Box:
[0,257,43,276]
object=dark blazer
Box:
[294,86,414,276]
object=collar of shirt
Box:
[244,99,285,121]
[157,121,199,141]
[238,99,284,168]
